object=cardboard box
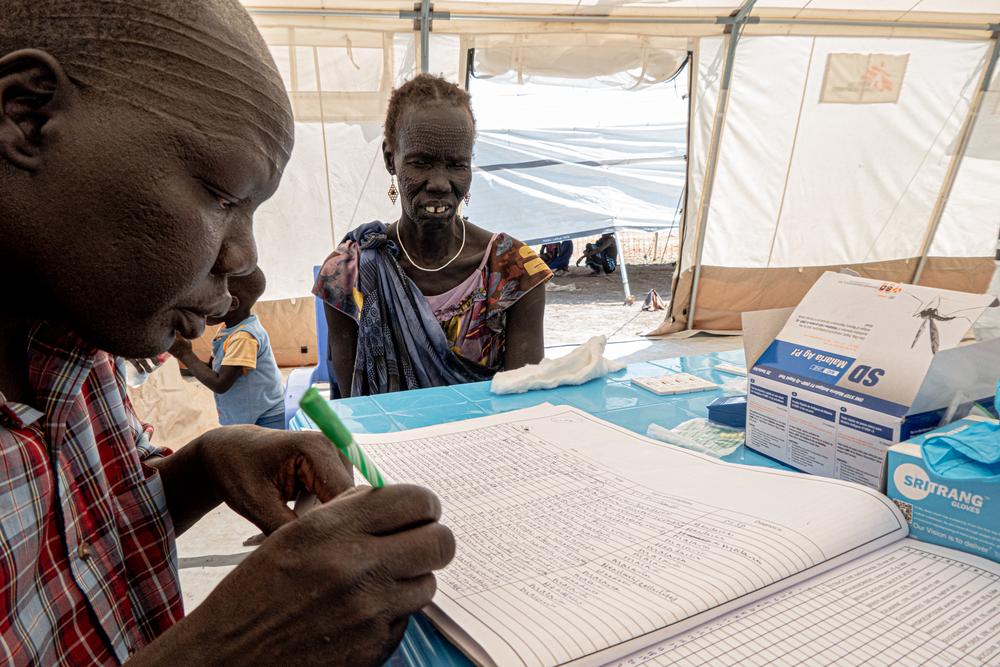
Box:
[743,271,999,490]
[886,417,1000,563]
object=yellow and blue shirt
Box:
[211,315,284,425]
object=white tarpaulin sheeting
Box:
[699,36,992,268]
[931,64,1000,259]
[465,124,686,243]
[253,37,416,299]
[460,42,690,242]
[471,34,688,89]
[240,2,1000,310]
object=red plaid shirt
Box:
[0,322,183,664]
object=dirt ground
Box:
[542,263,675,347]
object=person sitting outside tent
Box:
[315,74,552,397]
[579,233,618,275]
[540,239,574,275]
[0,2,453,664]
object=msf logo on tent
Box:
[893,463,986,515]
[862,64,895,93]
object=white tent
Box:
[236,1,1000,363]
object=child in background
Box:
[170,268,285,430]
[171,268,292,546]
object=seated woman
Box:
[314,74,552,396]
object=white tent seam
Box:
[765,37,817,270]
[313,46,338,245]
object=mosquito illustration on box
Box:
[906,293,997,354]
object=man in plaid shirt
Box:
[0,2,454,665]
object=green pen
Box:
[299,387,385,488]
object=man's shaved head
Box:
[0,0,296,357]
[1,0,292,166]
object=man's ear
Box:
[230,295,241,312]
[382,138,394,175]
[0,49,70,173]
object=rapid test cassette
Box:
[714,363,747,376]
[632,373,720,396]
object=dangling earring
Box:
[464,190,471,206]
[387,175,399,204]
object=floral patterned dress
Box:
[314,227,551,373]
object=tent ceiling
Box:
[244,2,1000,43]
[239,0,1000,305]
[243,1,1000,23]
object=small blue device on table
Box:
[707,395,748,428]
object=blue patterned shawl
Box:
[347,221,494,396]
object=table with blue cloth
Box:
[289,350,792,667]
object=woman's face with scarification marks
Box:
[389,102,474,232]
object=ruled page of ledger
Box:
[615,540,1000,667]
[357,405,907,667]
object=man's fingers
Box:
[333,484,442,536]
[336,449,354,483]
[296,435,355,502]
[378,523,455,580]
[386,574,439,618]
[239,494,299,536]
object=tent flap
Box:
[652,256,997,334]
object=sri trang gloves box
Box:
[743,272,999,490]
[886,417,1000,563]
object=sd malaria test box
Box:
[743,272,999,490]
[887,417,1000,563]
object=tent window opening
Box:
[463,45,691,246]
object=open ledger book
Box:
[354,404,1000,666]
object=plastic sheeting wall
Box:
[931,64,1000,259]
[679,36,725,276]
[659,32,1000,333]
[467,124,686,243]
[252,25,693,298]
[252,34,418,300]
[464,62,689,243]
[701,36,990,269]
[240,3,1000,331]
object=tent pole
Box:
[912,32,1000,286]
[419,0,431,73]
[754,18,996,33]
[685,0,757,331]
[661,49,695,328]
[615,231,633,305]
[396,1,450,74]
